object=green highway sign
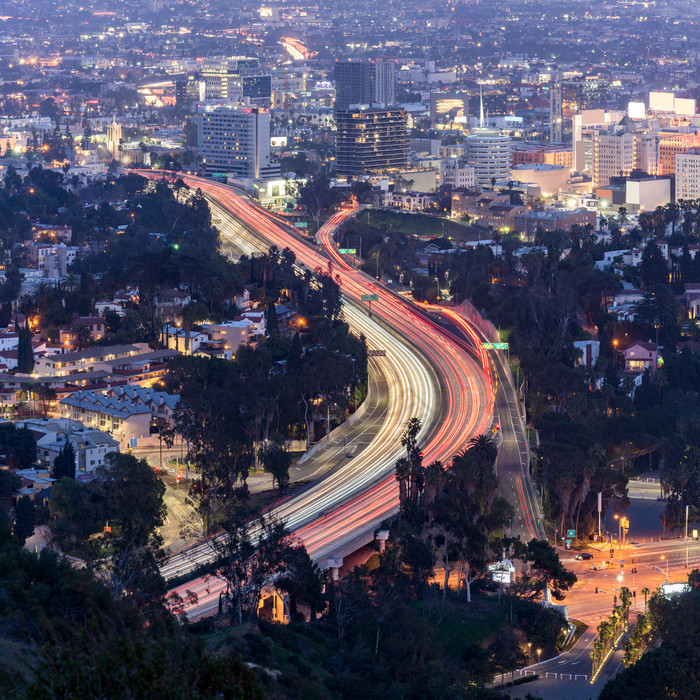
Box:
[361,294,379,302]
[567,529,576,538]
[338,248,357,255]
[294,221,308,228]
[482,342,509,350]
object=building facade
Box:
[336,107,408,176]
[465,128,511,187]
[198,105,280,179]
[676,151,700,201]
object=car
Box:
[576,552,594,560]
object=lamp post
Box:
[527,642,532,663]
[661,555,668,582]
[537,648,542,665]
[621,516,629,549]
[685,505,690,568]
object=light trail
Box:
[135,172,495,616]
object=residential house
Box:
[16,417,120,474]
[58,316,106,349]
[153,289,192,321]
[625,341,659,374]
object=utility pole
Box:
[686,504,690,568]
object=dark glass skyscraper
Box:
[333,59,396,114]
[336,107,408,176]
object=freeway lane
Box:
[137,173,493,615]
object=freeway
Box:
[137,172,494,615]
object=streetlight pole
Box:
[685,505,690,568]
[661,555,668,582]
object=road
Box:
[426,305,544,542]
[134,173,496,616]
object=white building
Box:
[198,105,280,180]
[591,124,659,188]
[439,159,476,189]
[465,128,511,187]
[17,418,119,475]
[509,163,569,196]
[676,151,700,200]
[201,320,252,352]
[625,177,671,212]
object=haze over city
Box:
[0,0,699,698]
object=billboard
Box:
[649,91,675,112]
[628,101,645,119]
[675,98,697,117]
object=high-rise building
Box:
[676,150,700,200]
[591,124,659,188]
[198,105,280,180]
[199,57,271,105]
[336,107,408,176]
[658,132,700,176]
[372,58,396,107]
[465,128,511,186]
[334,61,373,113]
[333,59,396,114]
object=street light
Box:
[537,648,542,664]
[527,642,532,662]
[661,555,669,582]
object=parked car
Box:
[576,552,594,560]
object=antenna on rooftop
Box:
[479,84,485,128]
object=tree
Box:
[267,300,279,336]
[71,322,93,350]
[16,321,34,374]
[467,432,499,467]
[263,444,292,491]
[515,539,577,601]
[209,516,300,626]
[51,441,76,480]
[640,240,667,287]
[13,495,35,546]
[86,452,167,611]
[0,424,36,469]
[290,173,342,228]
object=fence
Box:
[451,299,500,344]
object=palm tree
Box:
[63,272,80,293]
[32,281,53,309]
[394,457,411,520]
[467,433,499,468]
[72,322,93,350]
[401,417,422,456]
[642,587,650,613]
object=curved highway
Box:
[137,172,495,613]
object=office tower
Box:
[175,76,201,111]
[334,61,373,112]
[198,105,280,180]
[591,125,659,188]
[465,129,511,186]
[372,57,396,107]
[658,132,700,176]
[676,151,700,200]
[464,90,510,186]
[333,59,396,114]
[199,57,271,105]
[335,107,408,176]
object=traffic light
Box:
[595,587,599,594]
[633,591,636,597]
